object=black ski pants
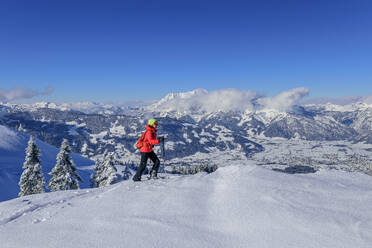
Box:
[133,151,160,180]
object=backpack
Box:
[136,131,148,149]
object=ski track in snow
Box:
[0,190,93,226]
[0,177,171,227]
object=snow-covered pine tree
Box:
[91,151,118,187]
[81,142,89,157]
[19,136,45,196]
[48,139,82,191]
[90,150,108,188]
[121,163,132,180]
[90,158,103,188]
[18,123,26,132]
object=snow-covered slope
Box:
[0,125,94,202]
[0,164,371,248]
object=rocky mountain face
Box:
[1,100,372,162]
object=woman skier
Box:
[133,118,164,181]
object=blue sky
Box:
[1,0,371,103]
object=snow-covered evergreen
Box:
[48,139,82,191]
[81,142,88,156]
[18,137,45,196]
[121,163,132,180]
[91,151,118,188]
[18,123,26,132]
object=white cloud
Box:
[151,88,259,113]
[201,89,259,112]
[150,87,310,114]
[257,88,310,112]
[0,86,54,103]
[362,96,372,104]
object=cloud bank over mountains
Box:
[150,88,259,113]
[0,86,53,103]
[1,85,371,114]
[257,88,310,112]
[149,87,311,113]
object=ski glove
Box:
[158,136,165,143]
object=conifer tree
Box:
[90,159,101,188]
[91,151,118,187]
[18,123,26,132]
[81,142,89,157]
[48,139,82,191]
[19,137,45,196]
[121,163,132,180]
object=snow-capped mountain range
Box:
[0,100,155,115]
[1,88,372,162]
[1,88,372,191]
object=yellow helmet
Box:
[148,118,158,127]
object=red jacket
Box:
[140,125,159,153]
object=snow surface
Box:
[0,125,94,202]
[0,163,371,248]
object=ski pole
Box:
[161,138,167,177]
[161,139,166,162]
